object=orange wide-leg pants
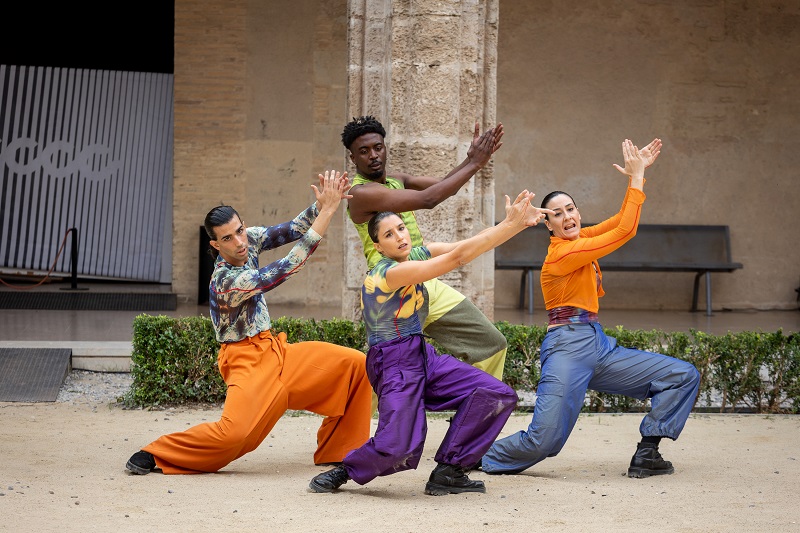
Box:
[142,330,372,474]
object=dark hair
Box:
[540,191,575,218]
[204,205,240,240]
[204,206,241,257]
[341,115,386,150]
[540,191,575,236]
[367,212,400,243]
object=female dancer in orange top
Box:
[481,139,700,478]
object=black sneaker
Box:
[309,465,350,493]
[425,463,486,496]
[126,451,157,475]
[627,442,675,478]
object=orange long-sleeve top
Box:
[540,185,646,313]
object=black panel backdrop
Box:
[0,3,174,282]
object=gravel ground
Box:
[56,369,133,405]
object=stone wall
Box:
[342,0,499,320]
[173,0,348,306]
[172,0,800,312]
[493,0,800,311]
[173,0,248,303]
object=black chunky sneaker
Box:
[424,463,486,496]
[627,442,675,478]
[126,451,157,475]
[309,465,350,493]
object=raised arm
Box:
[403,122,505,190]
[309,170,352,237]
[613,139,646,190]
[613,137,660,176]
[384,190,536,289]
[347,123,504,223]
[213,170,350,307]
[426,191,553,257]
[547,141,648,275]
[588,138,655,237]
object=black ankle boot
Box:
[627,442,675,478]
[425,463,486,496]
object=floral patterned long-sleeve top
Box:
[208,204,321,343]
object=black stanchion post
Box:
[60,227,88,291]
[69,228,78,289]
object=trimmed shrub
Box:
[494,321,545,391]
[125,314,800,414]
[124,314,225,407]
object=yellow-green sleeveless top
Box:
[348,174,424,269]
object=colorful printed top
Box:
[541,185,646,315]
[348,174,424,270]
[361,246,431,347]
[209,204,322,343]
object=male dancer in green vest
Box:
[342,116,507,379]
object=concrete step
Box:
[0,341,132,372]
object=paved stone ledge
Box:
[0,341,132,372]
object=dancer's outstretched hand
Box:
[467,122,504,167]
[503,191,555,227]
[614,138,661,176]
[524,202,555,227]
[311,170,351,212]
[502,190,534,228]
[612,139,646,179]
[639,138,662,168]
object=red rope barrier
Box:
[0,229,74,290]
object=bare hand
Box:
[639,138,662,167]
[525,204,555,227]
[311,170,351,211]
[504,191,555,227]
[502,190,534,228]
[612,139,646,179]
[466,122,504,167]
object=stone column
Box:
[343,0,499,321]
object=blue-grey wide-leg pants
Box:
[343,334,518,485]
[482,322,700,475]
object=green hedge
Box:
[124,314,800,414]
[126,315,223,407]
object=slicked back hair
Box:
[204,205,240,240]
[540,191,575,236]
[540,191,575,220]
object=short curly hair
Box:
[341,115,386,150]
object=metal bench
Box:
[494,223,743,316]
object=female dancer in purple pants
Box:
[309,190,552,496]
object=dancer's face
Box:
[543,194,581,240]
[210,215,249,266]
[373,214,411,261]
[349,132,386,181]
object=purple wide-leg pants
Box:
[343,335,518,485]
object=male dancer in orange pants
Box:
[125,171,372,475]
